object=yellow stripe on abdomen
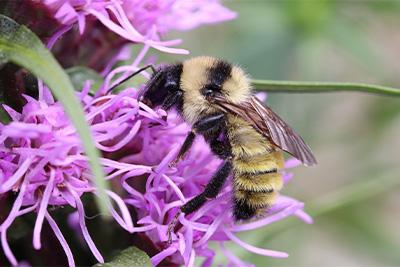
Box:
[227,116,285,220]
[234,151,284,174]
[234,171,283,193]
[233,152,283,210]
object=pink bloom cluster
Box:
[123,107,313,266]
[0,81,312,267]
[0,85,146,266]
[0,1,313,266]
[43,0,236,54]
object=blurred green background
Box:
[162,1,400,266]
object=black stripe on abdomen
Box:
[232,156,283,221]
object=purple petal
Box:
[2,105,21,121]
[183,225,193,264]
[105,190,134,232]
[0,157,32,193]
[47,25,73,49]
[2,123,51,138]
[33,168,56,249]
[0,177,28,266]
[284,158,302,169]
[87,9,141,42]
[255,92,268,102]
[294,209,314,224]
[77,14,86,34]
[195,212,225,246]
[68,186,104,263]
[223,228,288,258]
[16,203,38,217]
[133,224,157,233]
[188,250,196,267]
[1,229,17,266]
[230,202,303,232]
[54,2,78,24]
[160,200,182,219]
[151,246,177,266]
[97,121,141,152]
[219,242,253,267]
[45,211,75,267]
[161,174,185,202]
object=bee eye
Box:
[165,82,177,92]
[202,84,220,98]
[203,89,214,97]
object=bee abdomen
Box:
[232,152,284,221]
[234,170,283,193]
[227,116,285,220]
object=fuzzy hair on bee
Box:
[135,56,316,237]
[180,57,252,124]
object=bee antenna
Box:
[108,64,156,93]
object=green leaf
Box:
[67,66,103,94]
[0,15,109,214]
[0,105,10,124]
[95,247,151,267]
[0,91,10,123]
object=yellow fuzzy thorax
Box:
[180,56,251,124]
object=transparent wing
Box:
[214,95,317,166]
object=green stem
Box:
[252,79,400,97]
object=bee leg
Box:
[167,159,232,241]
[183,159,232,212]
[193,113,225,133]
[161,90,183,111]
[209,138,232,159]
[169,131,196,167]
[167,212,180,244]
[170,114,225,166]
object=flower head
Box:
[0,85,139,266]
[0,73,312,267]
[118,109,313,266]
[43,0,236,54]
[1,1,313,266]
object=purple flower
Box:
[96,67,313,266]
[116,109,313,266]
[43,0,236,54]
[0,73,312,267]
[1,1,313,266]
[0,85,141,266]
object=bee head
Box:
[140,64,183,110]
[179,57,252,123]
[140,57,252,125]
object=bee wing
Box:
[214,95,317,166]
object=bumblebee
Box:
[132,56,316,230]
